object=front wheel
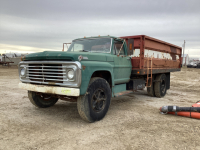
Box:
[28,91,58,108]
[77,77,111,122]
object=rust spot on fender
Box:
[82,65,86,70]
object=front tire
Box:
[28,91,58,108]
[77,77,111,122]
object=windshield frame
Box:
[67,38,113,54]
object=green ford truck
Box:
[18,35,182,122]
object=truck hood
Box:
[24,51,112,62]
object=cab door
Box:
[112,39,132,84]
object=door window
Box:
[113,41,125,55]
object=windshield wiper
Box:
[80,50,90,52]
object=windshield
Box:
[67,38,111,53]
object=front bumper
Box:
[19,83,80,96]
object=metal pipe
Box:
[160,106,200,113]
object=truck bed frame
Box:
[120,35,182,75]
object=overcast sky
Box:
[0,0,200,58]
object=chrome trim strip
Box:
[28,71,66,75]
[27,66,67,68]
[20,80,79,87]
[27,74,66,78]
[28,69,66,71]
[26,77,67,81]
[19,61,81,69]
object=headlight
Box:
[67,69,74,80]
[20,68,26,76]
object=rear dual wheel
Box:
[154,74,167,98]
[147,79,155,97]
[147,74,167,98]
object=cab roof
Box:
[73,36,123,41]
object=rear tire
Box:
[154,74,167,98]
[77,77,111,122]
[28,91,58,108]
[147,81,155,97]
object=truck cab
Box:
[18,35,182,122]
[19,36,133,122]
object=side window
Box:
[73,44,83,52]
[114,41,125,55]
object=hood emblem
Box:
[78,55,83,61]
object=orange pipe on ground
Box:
[168,112,200,119]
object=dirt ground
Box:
[0,66,200,150]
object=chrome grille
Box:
[27,64,66,83]
[19,61,81,87]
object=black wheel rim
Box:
[161,79,166,94]
[91,88,107,113]
[40,94,54,101]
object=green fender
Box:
[80,61,115,95]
